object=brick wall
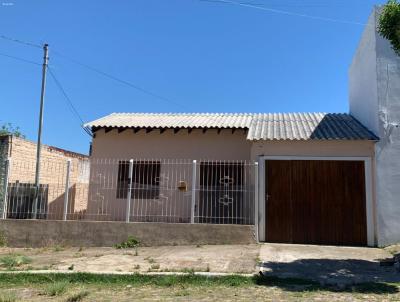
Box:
[6,136,89,219]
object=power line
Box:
[52,50,188,110]
[0,52,41,65]
[47,66,93,137]
[0,34,42,49]
[201,0,368,26]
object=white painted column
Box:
[126,159,134,223]
[191,160,197,224]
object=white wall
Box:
[350,7,400,246]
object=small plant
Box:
[53,245,64,252]
[378,0,400,55]
[147,257,155,264]
[205,264,210,272]
[150,264,160,270]
[0,231,7,247]
[0,254,32,270]
[68,264,74,271]
[43,281,68,296]
[0,291,16,302]
[114,236,139,249]
[73,253,86,258]
[66,290,89,302]
[181,268,195,274]
[133,264,140,270]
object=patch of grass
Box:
[133,265,140,270]
[114,236,139,249]
[43,281,69,296]
[73,253,86,258]
[0,272,398,295]
[146,257,155,264]
[0,231,7,247]
[181,268,195,274]
[175,289,190,296]
[66,290,89,302]
[52,245,64,252]
[0,291,16,302]
[0,254,32,270]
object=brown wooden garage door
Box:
[265,160,367,246]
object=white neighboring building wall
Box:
[350,7,400,246]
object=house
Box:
[84,6,400,248]
[85,112,377,246]
[0,135,90,220]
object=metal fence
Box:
[0,157,257,225]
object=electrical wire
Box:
[52,50,188,111]
[0,34,42,49]
[47,66,93,137]
[0,52,41,65]
[201,0,368,26]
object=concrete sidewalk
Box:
[259,243,400,286]
[0,243,399,287]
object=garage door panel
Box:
[265,159,367,246]
[265,160,292,243]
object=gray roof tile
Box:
[85,112,378,141]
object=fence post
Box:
[254,161,259,243]
[126,159,134,223]
[1,158,11,220]
[191,160,197,224]
[63,159,72,221]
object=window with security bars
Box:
[116,161,161,199]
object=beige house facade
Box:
[86,113,378,246]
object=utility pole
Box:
[33,43,49,219]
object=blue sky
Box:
[0,0,386,154]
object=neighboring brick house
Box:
[0,135,89,220]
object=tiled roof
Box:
[85,112,378,141]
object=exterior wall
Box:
[91,128,251,160]
[4,136,89,220]
[349,11,380,134]
[0,220,256,247]
[88,129,252,222]
[250,140,375,159]
[349,7,400,246]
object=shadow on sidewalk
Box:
[257,258,400,294]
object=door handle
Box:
[266,194,271,201]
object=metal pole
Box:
[126,159,134,223]
[63,160,71,221]
[2,158,11,220]
[33,43,49,220]
[191,160,197,224]
[254,161,259,243]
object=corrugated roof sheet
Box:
[85,112,378,141]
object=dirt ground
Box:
[0,244,399,301]
[0,244,259,274]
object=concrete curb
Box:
[0,270,256,277]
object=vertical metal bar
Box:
[191,160,197,224]
[254,161,259,242]
[1,158,11,219]
[126,159,134,223]
[62,160,72,221]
